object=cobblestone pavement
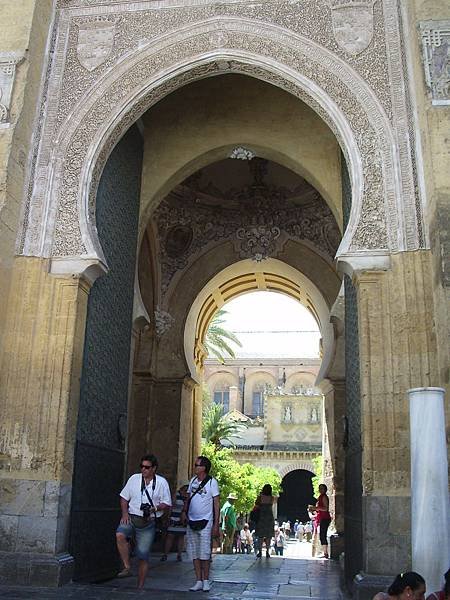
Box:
[0,540,346,599]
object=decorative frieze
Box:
[155,165,341,296]
[420,21,450,106]
[0,52,24,128]
[19,0,424,265]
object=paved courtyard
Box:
[0,541,346,600]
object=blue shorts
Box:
[116,520,156,561]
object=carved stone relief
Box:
[328,0,376,56]
[75,16,118,72]
[19,0,424,265]
[420,21,450,106]
[154,161,341,296]
[0,53,24,128]
[48,35,390,258]
[154,307,174,338]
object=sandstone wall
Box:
[0,1,53,348]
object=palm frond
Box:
[204,309,242,363]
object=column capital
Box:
[49,256,108,286]
[337,252,390,279]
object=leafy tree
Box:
[201,442,282,514]
[311,455,323,498]
[202,402,247,448]
[204,309,242,364]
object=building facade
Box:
[0,1,449,597]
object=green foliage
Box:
[202,383,211,406]
[204,309,242,364]
[311,455,323,498]
[202,403,247,448]
[201,442,282,513]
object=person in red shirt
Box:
[308,483,331,559]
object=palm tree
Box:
[202,403,247,448]
[204,309,242,364]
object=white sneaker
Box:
[189,581,203,592]
[202,580,211,592]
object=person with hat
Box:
[220,493,237,554]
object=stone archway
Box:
[20,16,421,275]
[1,2,442,592]
[278,469,316,524]
[279,462,317,478]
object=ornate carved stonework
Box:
[329,0,376,56]
[154,307,174,338]
[75,16,117,72]
[229,146,255,160]
[0,52,24,127]
[154,161,341,296]
[420,21,450,106]
[19,0,424,267]
[236,222,281,262]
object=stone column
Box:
[351,251,441,599]
[409,387,449,592]
[322,380,346,533]
[0,257,91,585]
[192,383,203,468]
[145,376,196,491]
[229,385,239,412]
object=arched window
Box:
[252,382,267,417]
[213,381,230,413]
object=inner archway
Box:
[277,469,316,524]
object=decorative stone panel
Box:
[420,21,450,106]
[0,52,23,128]
[19,0,425,272]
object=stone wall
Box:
[0,1,53,351]
[403,0,450,421]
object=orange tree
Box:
[201,442,282,514]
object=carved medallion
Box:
[76,17,116,72]
[165,225,193,258]
[329,1,376,56]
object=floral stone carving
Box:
[154,308,175,338]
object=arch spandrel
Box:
[19,15,418,277]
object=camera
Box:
[140,503,154,520]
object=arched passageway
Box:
[0,2,444,595]
[277,469,316,525]
[66,75,346,583]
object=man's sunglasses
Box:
[194,463,203,467]
[140,464,154,469]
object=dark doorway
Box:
[277,469,315,524]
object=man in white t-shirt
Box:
[115,454,172,589]
[181,455,220,592]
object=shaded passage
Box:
[0,543,346,599]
